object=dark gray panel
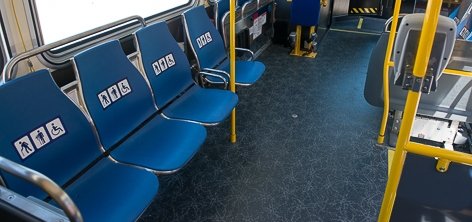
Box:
[391,154,472,222]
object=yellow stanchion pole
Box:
[230,0,237,143]
[378,0,443,221]
[378,0,402,144]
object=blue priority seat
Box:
[134,21,238,125]
[182,5,266,86]
[0,69,158,222]
[72,40,207,173]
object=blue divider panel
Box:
[290,0,320,27]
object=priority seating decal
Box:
[152,53,176,76]
[97,78,132,109]
[196,31,213,49]
[13,116,67,161]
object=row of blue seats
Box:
[0,6,265,221]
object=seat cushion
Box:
[163,85,238,124]
[52,158,159,222]
[214,60,266,85]
[110,115,207,172]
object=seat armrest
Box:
[235,48,255,61]
[197,71,229,89]
[0,156,82,222]
[202,68,231,79]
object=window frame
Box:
[0,9,11,84]
[27,0,197,68]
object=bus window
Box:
[33,0,191,45]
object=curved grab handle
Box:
[2,15,145,82]
[0,156,83,222]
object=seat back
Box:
[214,0,231,31]
[0,69,102,200]
[364,17,472,122]
[290,0,320,27]
[134,21,195,108]
[393,14,456,93]
[182,5,228,70]
[221,6,243,49]
[72,40,156,149]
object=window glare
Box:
[35,0,189,44]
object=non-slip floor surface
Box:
[138,28,388,221]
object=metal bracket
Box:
[436,158,451,173]
[401,70,435,93]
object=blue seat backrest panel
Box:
[0,69,102,200]
[215,0,230,31]
[73,40,156,149]
[183,5,228,69]
[135,21,194,108]
[290,0,320,27]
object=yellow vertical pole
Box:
[293,25,302,55]
[230,0,237,143]
[377,0,402,144]
[378,0,443,221]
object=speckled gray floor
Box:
[137,28,388,221]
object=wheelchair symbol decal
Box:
[118,79,132,96]
[165,53,176,68]
[46,118,66,140]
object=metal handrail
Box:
[0,156,83,222]
[2,15,145,83]
[378,1,449,221]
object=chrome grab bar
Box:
[2,15,145,82]
[0,156,83,222]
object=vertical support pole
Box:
[309,26,315,35]
[292,25,302,55]
[378,0,402,144]
[309,26,316,50]
[378,0,443,221]
[230,0,237,143]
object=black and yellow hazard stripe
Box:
[349,7,378,14]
